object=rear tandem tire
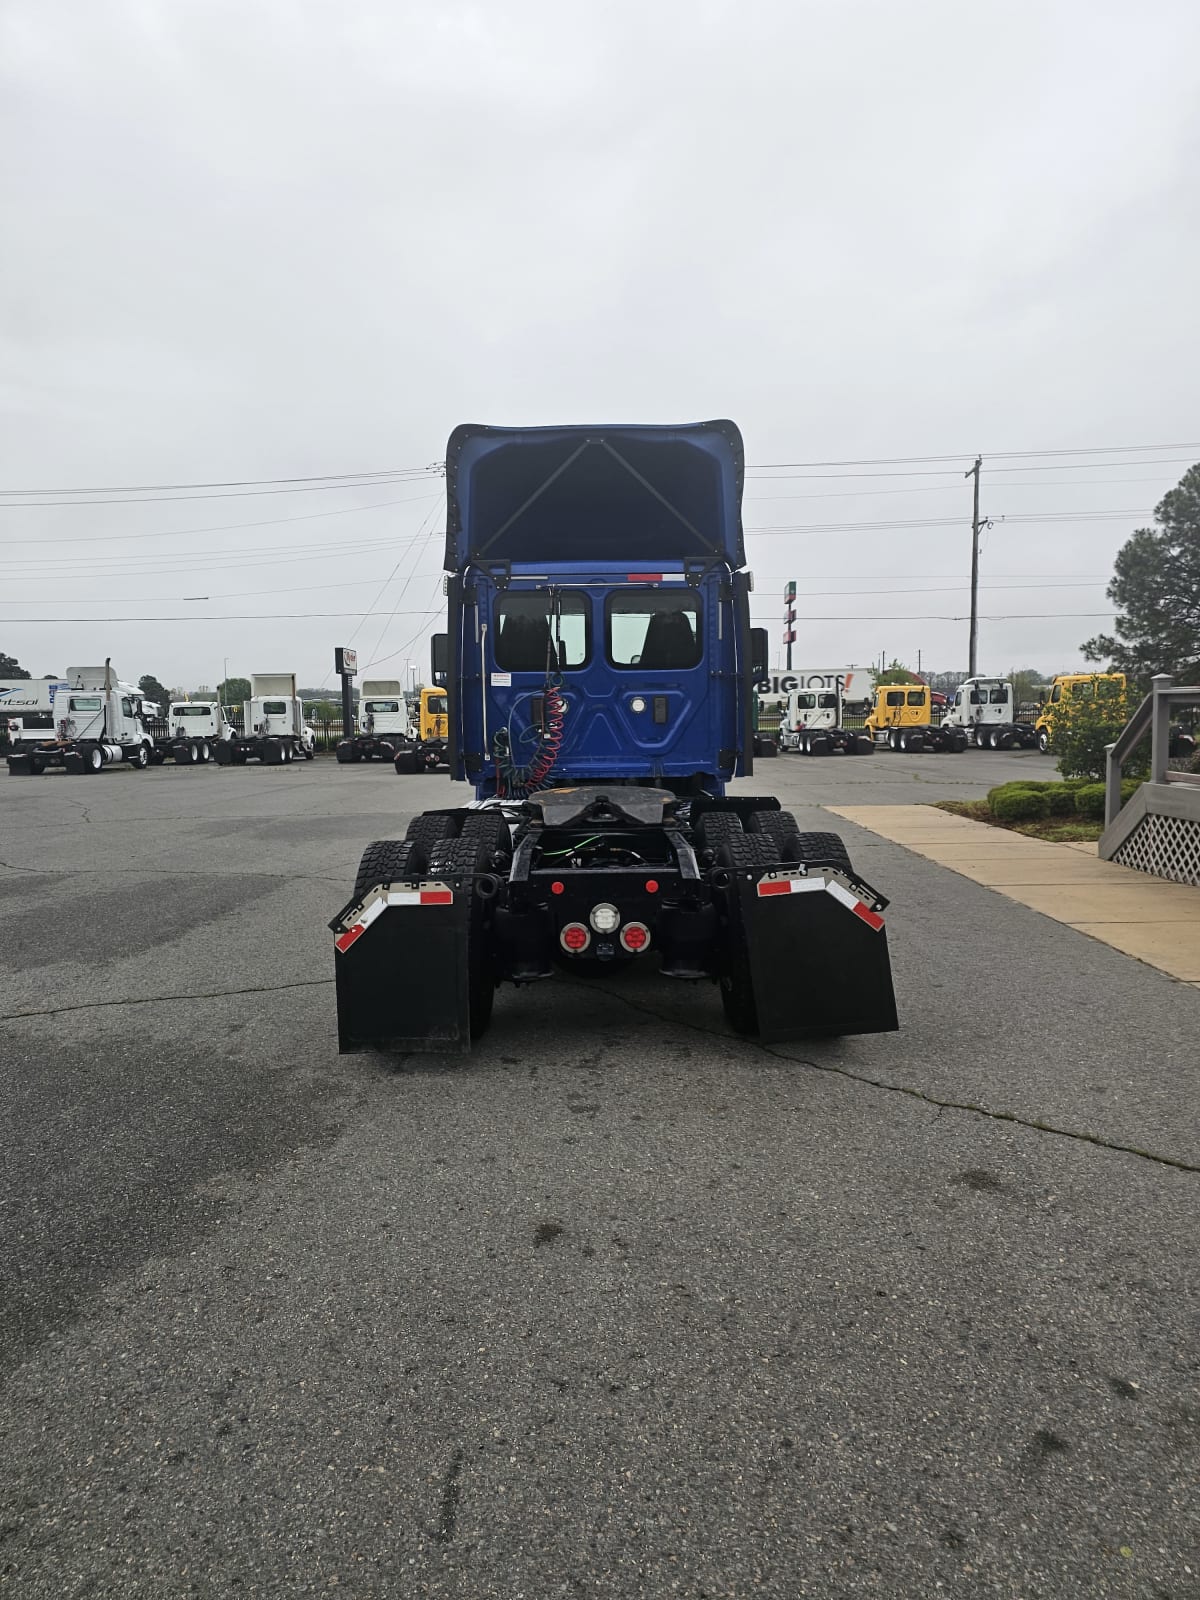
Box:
[785,831,855,875]
[715,831,777,1035]
[747,809,800,856]
[694,810,744,855]
[425,833,497,1040]
[353,838,417,901]
[404,811,458,868]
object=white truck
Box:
[336,678,413,764]
[6,662,158,775]
[213,673,314,765]
[775,683,873,756]
[164,701,238,764]
[757,667,873,755]
[2,678,71,752]
[942,678,1038,749]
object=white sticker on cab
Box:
[491,672,512,687]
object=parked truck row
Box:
[6,667,317,775]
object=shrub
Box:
[1049,686,1141,782]
[989,786,1050,821]
[987,781,1043,809]
[1046,786,1077,815]
[1075,783,1107,818]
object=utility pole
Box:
[966,456,982,677]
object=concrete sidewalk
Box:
[829,803,1200,986]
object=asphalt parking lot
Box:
[2,751,1198,1597]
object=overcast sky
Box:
[3,0,1199,693]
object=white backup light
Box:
[588,903,621,934]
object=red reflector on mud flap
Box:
[756,873,885,933]
[420,889,454,905]
[334,923,365,954]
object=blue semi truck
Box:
[332,420,898,1052]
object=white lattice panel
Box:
[1113,813,1200,887]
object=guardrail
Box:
[1104,673,1200,828]
[1100,673,1200,885]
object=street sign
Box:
[784,580,797,601]
[335,647,358,677]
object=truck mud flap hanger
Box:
[727,865,899,1040]
[330,881,474,1054]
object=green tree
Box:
[1007,667,1047,707]
[1,652,31,679]
[1082,463,1200,686]
[1049,679,1137,781]
[217,676,252,709]
[873,659,920,686]
[138,673,171,709]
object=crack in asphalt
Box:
[0,858,42,874]
[2,977,335,1023]
[565,980,1200,1177]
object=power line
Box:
[1,524,442,577]
[0,611,453,623]
[745,457,1199,482]
[748,611,1114,623]
[745,442,1200,469]
[745,474,1178,501]
[0,465,438,498]
[0,489,437,546]
[0,477,436,510]
[745,509,1151,536]
[0,577,1113,605]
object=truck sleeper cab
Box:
[865,685,966,753]
[942,679,1038,750]
[333,422,899,1053]
[6,663,157,775]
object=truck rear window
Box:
[494,593,589,671]
[174,706,210,718]
[262,700,287,714]
[607,591,701,669]
[365,701,400,714]
[69,696,101,711]
[906,691,925,706]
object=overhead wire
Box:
[0,465,438,501]
[0,489,438,546]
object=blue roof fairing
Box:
[444,421,745,572]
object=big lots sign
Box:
[756,667,870,698]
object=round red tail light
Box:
[644,879,659,894]
[560,922,591,953]
[551,880,565,895]
[620,922,650,953]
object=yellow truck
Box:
[1034,673,1126,754]
[864,684,967,753]
[417,686,448,744]
[393,686,450,774]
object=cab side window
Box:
[885,690,905,707]
[906,690,925,706]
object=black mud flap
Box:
[330,881,471,1054]
[738,867,899,1039]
